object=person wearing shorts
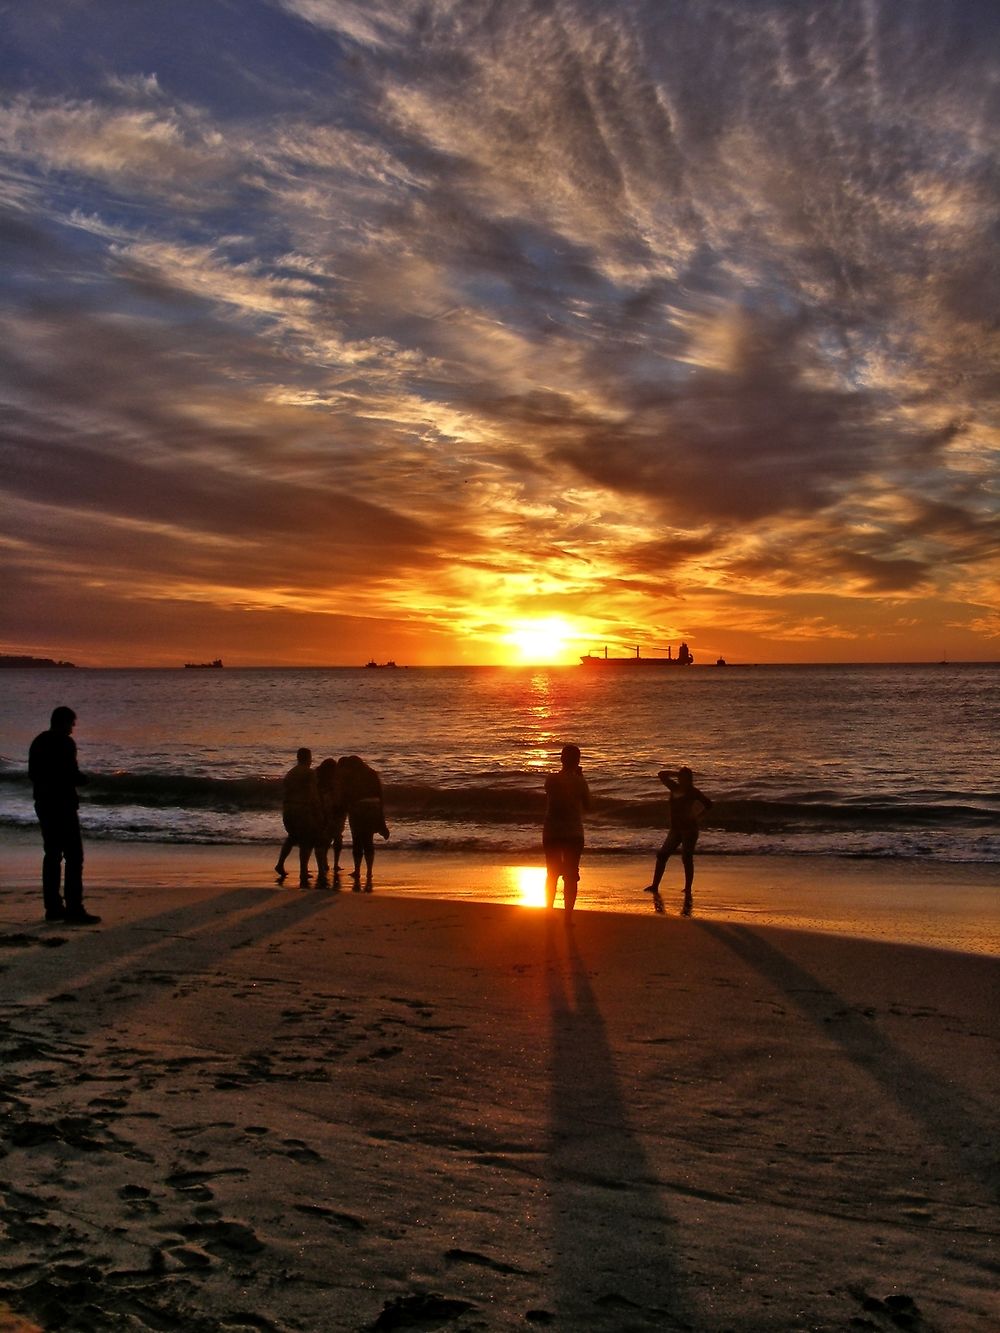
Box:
[338,755,389,890]
[644,766,713,914]
[543,744,590,918]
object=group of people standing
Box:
[27,705,712,924]
[276,749,389,889]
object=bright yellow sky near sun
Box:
[503,618,579,665]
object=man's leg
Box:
[679,832,698,914]
[544,843,560,908]
[333,815,346,871]
[36,806,66,916]
[297,841,312,886]
[62,813,85,914]
[645,832,678,893]
[348,813,363,885]
[275,835,294,875]
[563,842,582,916]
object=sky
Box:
[1,0,998,667]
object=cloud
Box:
[0,0,997,662]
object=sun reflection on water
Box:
[523,671,555,770]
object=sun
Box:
[504,617,577,664]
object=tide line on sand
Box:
[3,830,998,954]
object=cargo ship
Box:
[580,643,694,667]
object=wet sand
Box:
[0,860,997,1331]
[2,830,998,954]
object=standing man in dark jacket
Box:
[28,706,100,925]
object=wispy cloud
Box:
[0,0,997,663]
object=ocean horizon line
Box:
[3,658,999,671]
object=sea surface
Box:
[1,663,998,863]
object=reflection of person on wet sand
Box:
[543,744,590,920]
[338,755,389,890]
[644,766,712,915]
[275,747,320,887]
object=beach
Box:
[1,849,997,1331]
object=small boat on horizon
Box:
[184,658,224,669]
[365,659,398,668]
[580,643,694,667]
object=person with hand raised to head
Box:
[644,765,713,915]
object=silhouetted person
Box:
[543,743,590,919]
[644,765,713,914]
[338,755,388,890]
[315,757,347,887]
[275,747,320,887]
[28,706,100,924]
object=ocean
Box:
[1,663,997,864]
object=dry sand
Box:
[0,870,997,1332]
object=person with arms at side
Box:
[644,765,713,915]
[275,747,321,887]
[28,706,100,925]
[314,757,347,887]
[338,755,389,891]
[543,743,590,920]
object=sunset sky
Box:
[2,0,998,666]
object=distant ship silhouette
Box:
[184,658,223,669]
[580,643,694,667]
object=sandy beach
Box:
[1,856,998,1332]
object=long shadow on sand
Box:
[4,888,339,1024]
[544,921,690,1331]
[698,922,999,1200]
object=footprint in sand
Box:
[850,1288,928,1330]
[178,1218,265,1256]
[444,1247,529,1276]
[166,1244,213,1269]
[294,1203,365,1232]
[370,1293,474,1329]
[358,1045,404,1063]
[118,1183,160,1215]
[280,1139,322,1162]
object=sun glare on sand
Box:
[504,618,578,665]
[505,865,548,907]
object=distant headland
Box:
[0,654,76,668]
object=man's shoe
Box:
[45,905,66,922]
[64,909,101,925]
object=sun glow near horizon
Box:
[502,618,581,665]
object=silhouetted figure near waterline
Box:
[28,706,100,924]
[644,766,713,915]
[339,755,389,890]
[275,748,320,887]
[315,757,347,886]
[543,744,590,920]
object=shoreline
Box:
[2,829,997,956]
[0,882,996,1330]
